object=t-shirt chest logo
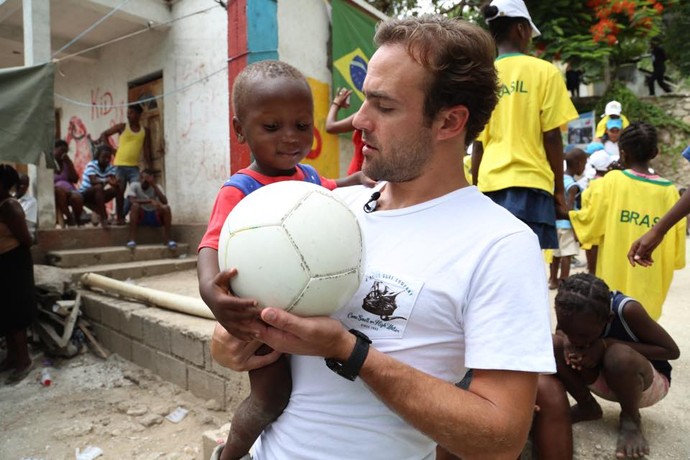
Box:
[336,271,423,338]
[362,281,407,321]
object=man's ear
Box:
[232,117,245,144]
[435,105,469,142]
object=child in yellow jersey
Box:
[472,0,579,250]
[569,121,686,320]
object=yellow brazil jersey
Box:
[570,170,686,320]
[114,123,146,167]
[477,53,578,194]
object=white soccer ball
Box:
[218,181,364,317]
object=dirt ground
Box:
[1,245,690,459]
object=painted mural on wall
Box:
[63,87,126,182]
[331,0,377,119]
[305,77,340,179]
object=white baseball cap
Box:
[605,100,622,116]
[486,0,541,37]
[589,150,614,172]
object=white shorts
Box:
[588,362,669,408]
[553,228,579,257]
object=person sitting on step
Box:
[125,168,176,250]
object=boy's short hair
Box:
[374,16,499,146]
[232,60,309,119]
[129,103,144,115]
[55,139,68,149]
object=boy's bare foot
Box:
[570,401,602,423]
[548,280,559,290]
[616,412,649,458]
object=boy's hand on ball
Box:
[256,308,356,361]
[205,268,262,341]
[211,322,282,372]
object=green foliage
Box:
[665,3,690,77]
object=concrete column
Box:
[23,0,55,230]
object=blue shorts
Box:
[139,209,161,227]
[116,166,140,186]
[484,187,558,249]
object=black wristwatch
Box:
[325,329,372,381]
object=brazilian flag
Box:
[331,0,379,119]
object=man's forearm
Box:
[359,350,536,459]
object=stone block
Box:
[131,341,157,373]
[100,302,123,330]
[80,295,102,322]
[120,305,145,341]
[156,352,187,390]
[171,328,204,366]
[110,330,133,361]
[188,366,226,404]
[90,323,113,352]
[142,316,172,353]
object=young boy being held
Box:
[198,60,369,460]
[569,121,686,320]
[549,148,587,289]
[552,273,679,459]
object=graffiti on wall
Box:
[90,87,126,122]
[65,116,96,181]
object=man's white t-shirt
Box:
[252,185,556,460]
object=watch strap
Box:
[325,329,371,381]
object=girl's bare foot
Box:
[616,412,649,458]
[570,400,602,423]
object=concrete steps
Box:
[63,255,197,283]
[34,224,206,283]
[47,243,191,267]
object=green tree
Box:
[664,1,690,77]
[365,0,677,84]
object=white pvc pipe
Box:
[80,272,215,320]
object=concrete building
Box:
[0,0,384,228]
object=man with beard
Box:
[208,15,555,460]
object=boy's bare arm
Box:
[335,171,376,188]
[325,88,355,134]
[566,186,579,212]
